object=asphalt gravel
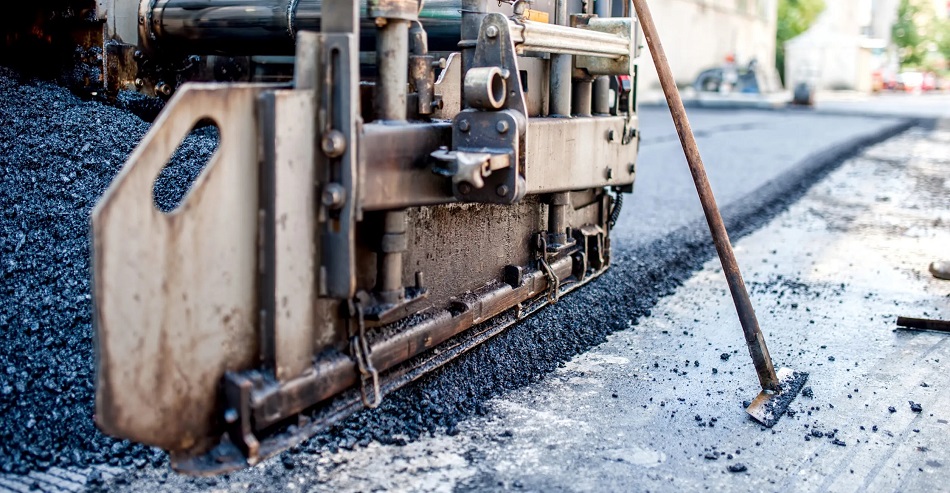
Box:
[0,65,917,487]
[0,67,215,474]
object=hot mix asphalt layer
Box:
[0,66,923,490]
[0,67,216,474]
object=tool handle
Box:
[631,0,780,391]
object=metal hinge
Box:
[348,301,382,408]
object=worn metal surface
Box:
[547,0,571,117]
[432,53,462,120]
[259,89,318,382]
[92,84,267,452]
[591,0,611,114]
[574,17,639,76]
[375,19,410,122]
[357,116,636,211]
[315,31,360,299]
[525,115,637,193]
[511,19,632,58]
[634,0,783,393]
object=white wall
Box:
[635,0,779,92]
[784,0,893,92]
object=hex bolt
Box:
[321,130,347,158]
[496,184,510,196]
[486,25,499,38]
[629,163,636,173]
[458,182,472,195]
[321,182,347,209]
[608,130,617,142]
[496,120,510,133]
[606,168,614,180]
[458,119,471,132]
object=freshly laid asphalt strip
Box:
[0,67,215,474]
[0,65,916,482]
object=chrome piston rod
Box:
[145,0,633,59]
[145,0,463,54]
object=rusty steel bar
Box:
[632,0,780,392]
[897,316,950,333]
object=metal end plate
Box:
[745,367,809,428]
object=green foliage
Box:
[936,19,950,65]
[775,0,826,82]
[892,0,937,68]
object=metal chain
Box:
[349,303,382,409]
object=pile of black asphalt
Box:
[0,67,215,474]
[0,65,916,480]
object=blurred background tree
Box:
[776,0,826,83]
[891,0,937,69]
[936,19,950,67]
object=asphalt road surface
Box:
[0,86,937,492]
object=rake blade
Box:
[746,367,809,428]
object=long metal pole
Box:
[631,0,780,392]
[592,0,611,114]
[549,0,573,117]
[375,18,409,303]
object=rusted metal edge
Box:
[170,255,599,474]
[896,316,950,333]
[248,255,573,431]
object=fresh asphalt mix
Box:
[0,66,943,491]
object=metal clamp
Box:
[348,302,382,408]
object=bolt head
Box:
[486,25,499,38]
[134,78,144,88]
[321,130,347,158]
[458,182,472,195]
[607,130,616,141]
[496,120,510,133]
[321,183,347,209]
[458,119,470,132]
[496,184,509,196]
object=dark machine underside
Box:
[7,0,642,475]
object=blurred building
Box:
[635,0,780,93]
[784,0,949,93]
